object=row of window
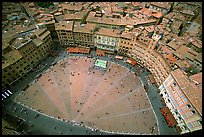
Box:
[150,5,168,13]
[188,121,202,129]
[74,33,92,37]
[3,34,53,87]
[98,45,114,50]
[97,36,117,42]
[60,32,72,36]
[120,41,134,46]
[3,42,50,82]
[97,40,116,46]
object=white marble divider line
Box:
[35,80,66,117]
[74,63,113,120]
[89,107,152,121]
[86,68,130,111]
[84,85,143,119]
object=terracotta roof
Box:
[55,21,74,31]
[140,7,152,16]
[175,60,186,68]
[171,69,202,115]
[132,2,141,7]
[152,12,163,18]
[64,12,84,21]
[171,20,182,28]
[96,49,106,56]
[186,49,197,60]
[73,22,96,34]
[111,6,123,13]
[61,3,83,11]
[175,60,191,69]
[174,45,189,59]
[95,28,120,38]
[167,40,180,50]
[182,60,191,68]
[191,38,202,49]
[144,25,154,32]
[195,53,202,63]
[67,47,90,54]
[151,2,172,10]
[189,72,202,85]
[87,10,156,27]
[120,31,134,40]
[54,12,62,16]
[164,12,185,21]
[136,19,157,26]
[126,58,137,66]
[159,46,177,65]
[181,9,195,16]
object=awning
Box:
[67,47,90,54]
[161,107,178,127]
[115,55,124,60]
[126,58,137,66]
[96,49,105,56]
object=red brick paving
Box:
[17,56,158,134]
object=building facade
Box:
[2,28,54,90]
[55,21,74,47]
[94,27,121,53]
[73,22,96,48]
[159,69,202,134]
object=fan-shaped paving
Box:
[16,56,158,134]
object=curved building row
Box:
[2,2,202,135]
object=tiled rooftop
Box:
[171,69,202,115]
[174,45,189,60]
[73,22,96,34]
[152,12,163,18]
[195,53,202,63]
[167,40,180,50]
[60,3,83,11]
[55,21,74,31]
[95,27,121,37]
[10,36,31,50]
[64,12,85,21]
[189,72,202,85]
[139,7,152,16]
[150,2,172,10]
[120,31,134,40]
[164,12,185,21]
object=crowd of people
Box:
[13,55,158,135]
